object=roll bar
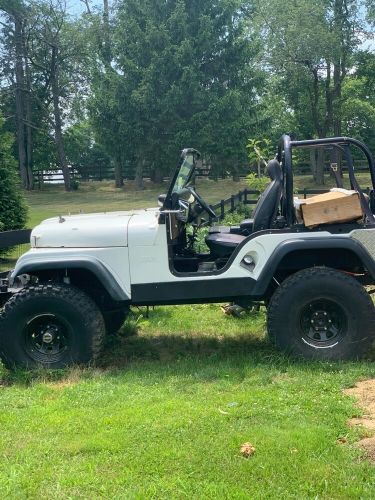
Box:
[277,135,375,225]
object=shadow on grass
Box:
[1,328,373,387]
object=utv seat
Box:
[206,159,283,257]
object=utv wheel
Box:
[0,284,105,370]
[267,267,375,361]
[103,309,129,335]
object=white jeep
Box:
[1,135,375,368]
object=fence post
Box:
[303,188,307,199]
[231,195,235,212]
[244,189,248,204]
[220,200,225,220]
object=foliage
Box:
[0,114,27,255]
[1,0,375,191]
[246,172,270,192]
[88,0,264,185]
[0,115,27,230]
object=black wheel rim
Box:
[24,314,71,364]
[299,299,348,348]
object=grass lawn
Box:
[0,307,375,498]
[0,178,374,497]
[24,178,249,227]
[24,172,373,228]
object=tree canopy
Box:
[0,0,374,189]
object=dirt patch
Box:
[344,379,375,462]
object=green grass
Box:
[24,172,373,228]
[294,172,373,191]
[0,306,375,498]
[24,178,249,227]
[1,178,374,497]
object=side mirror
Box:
[158,194,166,207]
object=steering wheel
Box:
[188,187,217,219]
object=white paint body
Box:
[13,207,375,300]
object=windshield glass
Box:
[172,152,195,193]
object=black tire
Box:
[0,283,105,369]
[103,309,129,335]
[267,267,375,361]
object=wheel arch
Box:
[253,237,375,298]
[10,257,129,303]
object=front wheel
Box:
[0,284,105,369]
[267,267,375,360]
[103,308,129,335]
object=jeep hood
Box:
[30,209,159,248]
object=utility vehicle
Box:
[1,134,375,369]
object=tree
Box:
[0,113,27,242]
[26,0,81,191]
[256,0,365,183]
[88,0,264,188]
[247,138,273,177]
[0,0,34,189]
[0,0,88,192]
[339,51,375,152]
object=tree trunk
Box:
[232,164,240,182]
[135,157,144,190]
[114,157,123,187]
[51,46,71,191]
[14,15,28,189]
[23,31,34,190]
[150,166,163,183]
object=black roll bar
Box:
[277,135,375,225]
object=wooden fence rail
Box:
[34,161,371,185]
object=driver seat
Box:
[205,159,283,257]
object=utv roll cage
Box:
[278,134,375,226]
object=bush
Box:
[0,117,28,255]
[246,172,269,192]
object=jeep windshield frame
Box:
[277,135,375,226]
[162,148,201,209]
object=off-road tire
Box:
[103,309,129,335]
[0,283,105,369]
[267,267,375,360]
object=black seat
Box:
[206,159,282,257]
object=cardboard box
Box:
[297,189,363,228]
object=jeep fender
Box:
[252,236,375,296]
[10,256,129,302]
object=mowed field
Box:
[0,177,374,498]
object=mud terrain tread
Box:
[267,266,375,360]
[0,283,105,368]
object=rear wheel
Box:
[267,267,375,360]
[0,283,105,369]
